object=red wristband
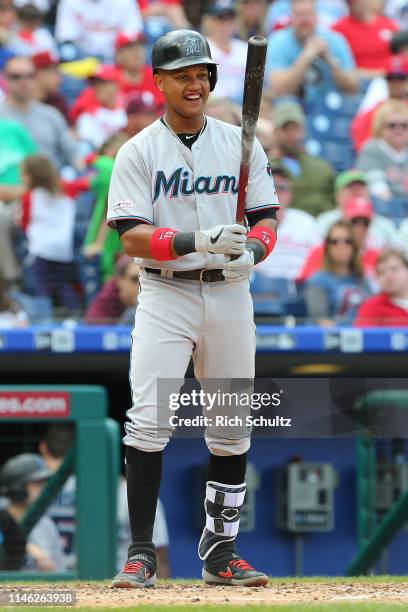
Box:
[150,227,178,261]
[247,226,276,259]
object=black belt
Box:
[145,268,225,282]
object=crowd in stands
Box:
[0,0,407,328]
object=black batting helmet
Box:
[0,454,52,503]
[152,29,218,92]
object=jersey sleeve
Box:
[245,138,279,214]
[107,141,154,229]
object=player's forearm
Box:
[120,223,247,260]
[247,218,277,262]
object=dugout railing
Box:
[0,385,119,580]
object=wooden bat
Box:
[236,35,268,224]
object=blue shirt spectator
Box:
[304,219,371,325]
[265,0,358,105]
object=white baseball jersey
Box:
[107,116,279,271]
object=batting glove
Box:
[223,249,254,282]
[195,224,247,255]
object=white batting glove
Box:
[195,224,247,255]
[223,249,254,282]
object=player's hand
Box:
[223,249,254,282]
[195,224,247,255]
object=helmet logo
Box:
[183,37,200,56]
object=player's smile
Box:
[154,64,210,124]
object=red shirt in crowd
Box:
[84,278,125,324]
[114,65,164,103]
[354,293,408,326]
[138,0,181,9]
[332,15,398,71]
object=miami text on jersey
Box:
[153,167,239,202]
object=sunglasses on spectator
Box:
[327,237,353,245]
[384,121,408,129]
[6,72,35,80]
[351,217,370,227]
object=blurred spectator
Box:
[205,0,248,103]
[0,0,16,71]
[124,91,163,138]
[0,274,29,327]
[255,161,322,280]
[356,99,408,201]
[20,154,80,315]
[356,30,408,116]
[84,256,139,325]
[205,96,241,125]
[82,133,128,282]
[256,117,278,155]
[272,100,336,215]
[0,56,78,169]
[400,215,408,254]
[39,423,76,569]
[113,32,164,106]
[31,51,70,123]
[352,54,408,152]
[0,507,26,570]
[139,0,189,34]
[75,66,127,150]
[304,219,371,326]
[266,0,348,32]
[299,196,381,289]
[384,0,408,29]
[332,0,398,78]
[236,0,268,40]
[0,453,64,571]
[316,169,400,250]
[8,0,57,57]
[55,0,143,63]
[0,118,36,286]
[355,249,408,325]
[266,0,358,103]
[0,118,36,184]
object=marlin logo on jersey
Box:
[183,37,200,56]
[153,167,238,202]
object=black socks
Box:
[125,446,162,564]
[207,452,247,485]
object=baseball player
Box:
[108,29,279,588]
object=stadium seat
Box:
[250,274,305,319]
[10,291,53,324]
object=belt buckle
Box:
[200,269,209,282]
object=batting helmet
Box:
[152,29,218,92]
[0,454,52,503]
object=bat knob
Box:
[248,35,267,47]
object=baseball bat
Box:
[236,35,268,224]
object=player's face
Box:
[154,65,210,121]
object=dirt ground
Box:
[2,581,408,607]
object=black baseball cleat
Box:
[202,553,268,587]
[111,554,156,589]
